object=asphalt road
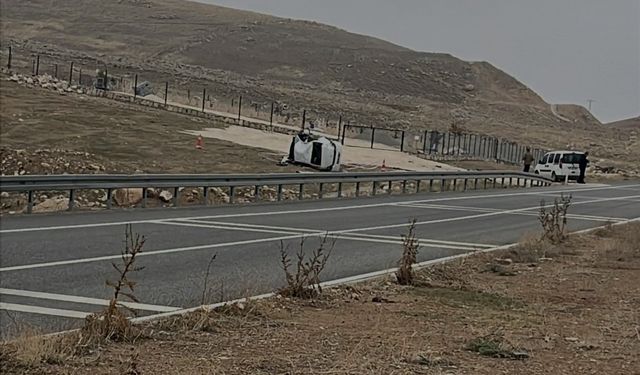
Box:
[1,182,639,338]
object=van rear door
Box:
[561,153,583,177]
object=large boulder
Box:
[113,188,143,206]
[33,197,68,213]
[159,190,173,203]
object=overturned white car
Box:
[286,130,342,171]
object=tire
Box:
[551,172,558,182]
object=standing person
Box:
[522,148,534,173]
[578,151,590,184]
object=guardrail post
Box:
[372,181,377,196]
[483,179,487,189]
[517,178,520,187]
[229,186,235,203]
[463,179,468,191]
[501,177,505,188]
[27,191,33,214]
[493,178,497,189]
[142,188,147,208]
[474,178,478,190]
[318,183,323,199]
[338,182,343,198]
[387,181,392,194]
[106,189,113,209]
[453,179,457,191]
[509,177,513,187]
[441,179,446,192]
[277,184,283,201]
[429,179,434,192]
[402,180,407,194]
[356,181,361,197]
[203,186,209,205]
[416,180,421,193]
[299,183,304,200]
[68,189,75,211]
[173,187,179,206]
[254,185,260,201]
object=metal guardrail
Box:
[0,171,552,214]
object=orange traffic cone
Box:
[195,135,204,149]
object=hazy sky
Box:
[202,0,639,123]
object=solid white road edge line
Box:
[0,288,180,312]
[3,184,638,234]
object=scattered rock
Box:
[159,190,173,203]
[495,258,513,266]
[113,188,143,206]
[0,192,9,199]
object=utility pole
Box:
[586,99,595,112]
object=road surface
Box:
[1,182,639,338]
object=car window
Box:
[561,153,582,164]
[546,154,554,164]
[553,154,561,164]
[541,154,548,164]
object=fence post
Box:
[202,88,206,112]
[35,55,40,75]
[301,109,306,130]
[133,74,138,98]
[423,130,428,153]
[78,68,82,85]
[164,82,168,106]
[337,115,342,138]
[7,46,11,69]
[370,127,376,148]
[270,102,274,125]
[400,130,405,152]
[237,95,242,121]
[69,61,74,84]
[104,68,108,89]
[341,123,347,144]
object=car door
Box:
[540,153,553,177]
[552,153,561,176]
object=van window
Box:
[547,154,555,164]
[541,154,548,164]
[561,153,583,164]
[553,154,561,164]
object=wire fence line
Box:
[2,46,545,166]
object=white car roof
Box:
[544,150,585,154]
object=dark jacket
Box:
[579,155,589,169]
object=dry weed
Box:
[278,234,334,299]
[396,219,419,285]
[538,194,572,243]
[1,327,72,368]
[508,233,554,263]
[77,224,145,349]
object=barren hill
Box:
[607,116,640,129]
[2,0,636,169]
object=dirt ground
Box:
[2,223,638,374]
[0,81,301,175]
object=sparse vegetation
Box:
[538,194,572,244]
[77,224,145,348]
[396,219,419,285]
[278,234,334,298]
[466,335,527,360]
[200,253,218,305]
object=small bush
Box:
[396,219,419,285]
[5,327,70,367]
[279,234,334,299]
[538,194,572,244]
[466,335,528,360]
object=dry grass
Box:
[538,194,572,244]
[76,225,145,349]
[278,234,334,299]
[396,219,419,285]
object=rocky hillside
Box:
[607,116,640,129]
[0,0,615,147]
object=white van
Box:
[533,151,584,182]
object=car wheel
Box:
[551,172,557,182]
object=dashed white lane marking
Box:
[2,184,638,234]
[0,288,180,312]
[0,302,90,319]
[1,194,637,273]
